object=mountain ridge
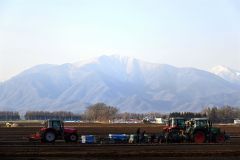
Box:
[0,55,239,113]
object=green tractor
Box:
[185,118,226,143]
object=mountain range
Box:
[0,55,240,113]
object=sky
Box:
[0,0,239,81]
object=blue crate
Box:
[81,135,96,144]
[108,134,129,141]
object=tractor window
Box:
[177,119,185,128]
[52,121,61,130]
[172,119,185,128]
[195,120,208,127]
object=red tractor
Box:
[29,119,78,143]
[163,117,186,143]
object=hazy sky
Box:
[0,0,239,81]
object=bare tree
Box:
[202,106,240,123]
[84,103,119,122]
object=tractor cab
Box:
[44,120,64,132]
[163,117,186,133]
[191,118,211,129]
[167,117,185,130]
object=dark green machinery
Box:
[185,118,226,143]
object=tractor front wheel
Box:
[66,133,78,142]
[193,131,206,143]
[43,131,56,143]
[216,133,225,143]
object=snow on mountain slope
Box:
[0,55,240,113]
[210,65,240,85]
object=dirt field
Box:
[0,122,240,160]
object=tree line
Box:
[169,106,240,123]
[0,111,20,121]
[25,111,82,121]
[0,104,240,123]
[202,106,240,123]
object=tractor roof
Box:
[46,119,62,122]
[191,118,209,121]
[169,117,185,120]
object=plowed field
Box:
[0,122,240,160]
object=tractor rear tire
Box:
[43,131,56,143]
[216,133,225,143]
[193,131,206,143]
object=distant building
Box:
[234,119,240,124]
[143,117,166,124]
[155,118,166,124]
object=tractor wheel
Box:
[66,133,78,142]
[164,132,171,143]
[165,132,179,143]
[216,134,225,143]
[43,131,56,143]
[193,131,206,143]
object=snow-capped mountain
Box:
[210,65,240,85]
[0,55,240,113]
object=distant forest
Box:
[0,103,240,123]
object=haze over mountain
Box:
[0,55,240,113]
